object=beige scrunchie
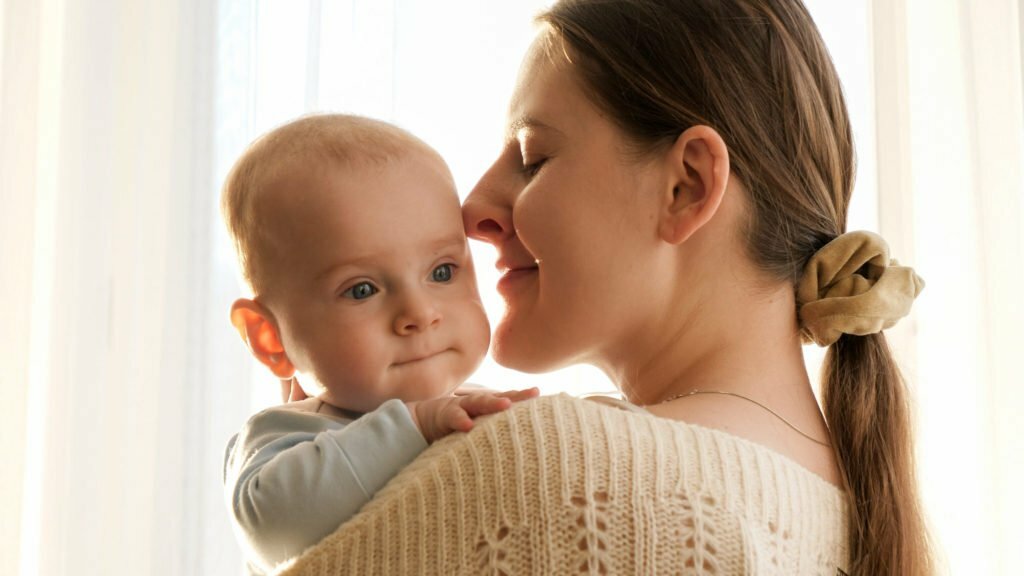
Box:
[797,230,925,347]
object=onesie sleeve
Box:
[223,398,427,573]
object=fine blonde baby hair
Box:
[221,114,438,296]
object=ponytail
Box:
[822,333,934,575]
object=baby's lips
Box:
[393,348,449,366]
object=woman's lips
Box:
[496,265,539,298]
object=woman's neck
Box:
[596,275,841,485]
[602,278,812,409]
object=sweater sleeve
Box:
[223,398,427,573]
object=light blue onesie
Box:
[223,397,427,574]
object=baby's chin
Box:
[394,374,465,402]
[390,351,481,397]
[309,357,480,411]
[323,380,455,413]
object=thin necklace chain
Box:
[660,389,831,447]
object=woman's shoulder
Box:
[544,393,844,491]
[396,393,844,504]
[277,392,849,575]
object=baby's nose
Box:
[393,293,442,335]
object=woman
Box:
[281,1,931,573]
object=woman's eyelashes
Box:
[522,157,547,178]
[517,139,548,178]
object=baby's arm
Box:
[224,389,539,571]
[224,399,425,572]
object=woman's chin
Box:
[491,329,569,374]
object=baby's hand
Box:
[406,387,540,443]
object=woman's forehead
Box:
[506,35,585,133]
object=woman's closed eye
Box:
[522,156,547,178]
[342,281,378,300]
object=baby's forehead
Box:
[257,150,465,284]
[254,147,461,252]
[264,146,456,206]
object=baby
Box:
[220,114,537,574]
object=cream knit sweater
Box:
[277,394,849,575]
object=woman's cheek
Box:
[467,307,492,373]
[512,189,562,258]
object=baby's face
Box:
[261,151,490,412]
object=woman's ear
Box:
[657,125,730,245]
[229,298,296,379]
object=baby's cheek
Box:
[462,304,492,369]
[324,333,382,384]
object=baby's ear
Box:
[230,298,295,378]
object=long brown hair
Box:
[538,0,932,573]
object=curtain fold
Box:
[0,0,43,572]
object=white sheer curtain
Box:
[2,0,1022,575]
[0,0,226,574]
[887,1,1024,573]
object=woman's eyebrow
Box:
[506,116,563,141]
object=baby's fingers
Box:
[458,393,513,417]
[442,402,476,433]
[494,387,541,403]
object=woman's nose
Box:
[462,169,515,246]
[393,291,443,335]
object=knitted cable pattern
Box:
[275,394,849,575]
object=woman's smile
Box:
[495,263,539,299]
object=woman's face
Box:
[463,34,671,373]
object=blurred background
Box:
[1,0,1021,574]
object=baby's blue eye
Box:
[431,263,454,283]
[343,282,378,300]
